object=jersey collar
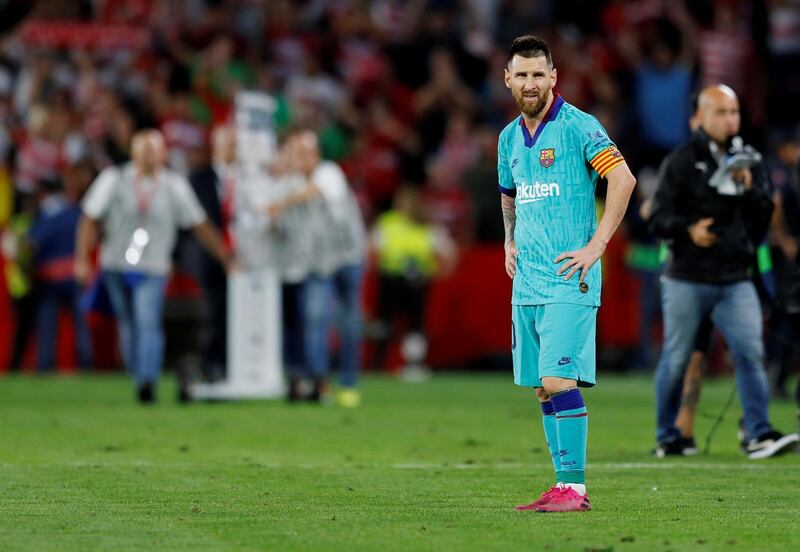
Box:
[518,93,564,148]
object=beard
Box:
[514,87,550,118]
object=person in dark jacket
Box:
[30,173,93,372]
[188,126,238,382]
[649,84,798,459]
[764,131,800,400]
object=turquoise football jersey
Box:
[498,94,626,307]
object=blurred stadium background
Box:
[0,0,799,381]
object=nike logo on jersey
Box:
[516,181,561,204]
[558,357,572,366]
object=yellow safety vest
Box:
[4,214,32,298]
[376,211,437,277]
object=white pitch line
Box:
[391,461,800,471]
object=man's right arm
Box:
[74,167,117,285]
[497,131,518,279]
[501,193,517,279]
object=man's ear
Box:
[504,67,511,89]
[551,67,558,88]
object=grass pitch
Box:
[1,373,799,551]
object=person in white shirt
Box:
[75,130,235,403]
[268,130,367,406]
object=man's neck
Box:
[699,128,729,151]
[136,166,158,179]
[521,92,554,133]
[214,160,237,179]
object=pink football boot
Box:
[535,486,591,512]
[515,486,561,511]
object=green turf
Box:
[1,373,798,551]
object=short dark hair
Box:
[507,35,553,69]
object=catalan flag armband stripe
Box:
[590,145,625,177]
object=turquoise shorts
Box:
[511,303,598,388]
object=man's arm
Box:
[74,215,100,286]
[556,162,637,282]
[192,220,238,271]
[266,183,321,219]
[501,193,517,279]
[74,166,118,285]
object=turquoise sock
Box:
[540,401,562,483]
[550,389,588,485]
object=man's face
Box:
[213,127,237,165]
[505,55,557,118]
[291,131,320,175]
[700,93,740,144]
[132,131,166,173]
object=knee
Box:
[341,308,362,330]
[304,296,328,325]
[304,307,327,328]
[136,313,162,333]
[658,352,691,381]
[540,377,575,396]
[535,388,550,402]
[731,344,765,372]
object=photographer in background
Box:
[649,84,798,459]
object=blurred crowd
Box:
[1,0,800,391]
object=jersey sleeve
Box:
[497,129,516,197]
[576,115,626,178]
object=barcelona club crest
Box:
[539,148,555,168]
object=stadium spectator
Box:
[649,84,798,458]
[765,0,800,123]
[697,0,766,126]
[764,129,800,399]
[339,98,416,211]
[75,130,235,403]
[3,192,36,371]
[462,126,504,243]
[260,134,329,402]
[29,171,92,371]
[421,156,473,246]
[370,186,456,382]
[14,103,68,194]
[274,129,368,407]
[187,125,238,383]
[414,48,478,157]
[617,7,696,169]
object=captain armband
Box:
[589,146,625,178]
